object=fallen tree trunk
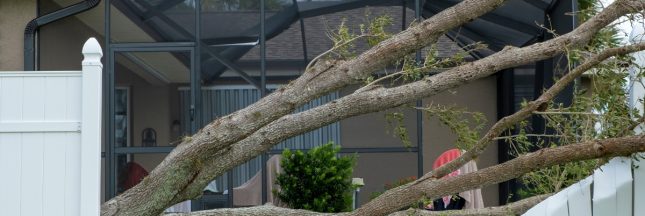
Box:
[391,193,552,216]
[101,0,515,215]
[170,136,645,215]
[170,1,645,210]
[102,0,645,215]
[166,193,550,216]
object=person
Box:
[426,149,484,211]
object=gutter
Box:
[24,0,101,71]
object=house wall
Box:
[341,76,499,207]
[339,90,419,205]
[422,76,499,207]
[0,0,36,70]
[39,11,103,70]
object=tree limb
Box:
[350,136,645,215]
[180,3,645,215]
[179,135,645,216]
[357,42,645,216]
[102,1,645,215]
[101,0,515,215]
[390,193,551,216]
[165,204,331,216]
[168,194,550,216]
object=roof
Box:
[109,0,564,82]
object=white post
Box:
[80,37,103,216]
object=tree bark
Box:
[101,0,645,215]
[391,193,551,216]
[170,1,645,211]
[349,136,645,215]
[168,194,550,216]
[101,0,516,215]
[173,135,645,215]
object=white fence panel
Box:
[545,188,569,216]
[523,157,637,216]
[635,153,645,216]
[566,176,592,216]
[593,157,632,216]
[0,38,102,216]
[523,199,547,216]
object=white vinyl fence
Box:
[523,156,645,216]
[0,38,102,216]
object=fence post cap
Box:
[82,38,103,64]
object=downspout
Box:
[24,0,101,71]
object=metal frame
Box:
[260,0,269,205]
[104,0,200,190]
[414,0,424,179]
[99,0,426,206]
[106,44,197,199]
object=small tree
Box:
[275,142,356,213]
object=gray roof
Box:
[240,6,464,62]
[111,0,563,82]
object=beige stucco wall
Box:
[39,13,103,70]
[0,0,36,70]
[422,76,499,207]
[341,76,499,206]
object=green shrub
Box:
[275,142,356,213]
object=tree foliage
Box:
[275,143,356,213]
[499,0,644,198]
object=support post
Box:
[414,0,424,178]
[80,37,103,216]
[260,0,269,205]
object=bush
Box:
[275,142,356,213]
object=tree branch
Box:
[417,12,645,186]
[102,0,516,215]
[390,193,551,216]
[174,2,645,214]
[350,136,645,215]
[178,135,645,216]
[169,194,550,216]
[165,204,330,216]
[102,1,645,215]
[358,42,645,216]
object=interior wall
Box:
[339,86,418,205]
[115,63,175,172]
[422,76,499,207]
[340,76,498,207]
[0,0,36,70]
